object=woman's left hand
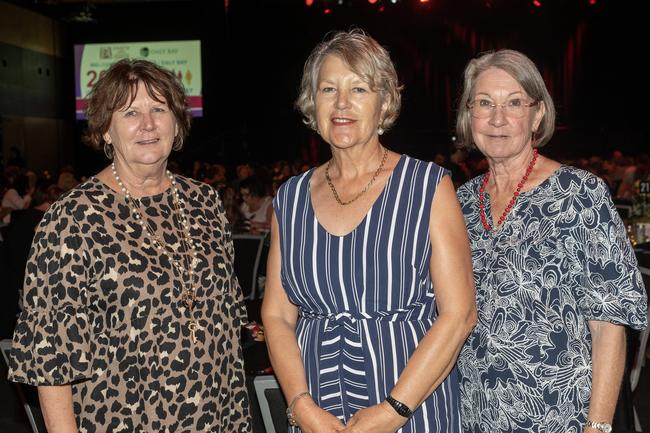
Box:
[340,402,407,433]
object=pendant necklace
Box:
[479,149,539,231]
[111,163,202,343]
[325,147,389,206]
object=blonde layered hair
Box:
[296,29,403,133]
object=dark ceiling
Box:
[4,0,647,167]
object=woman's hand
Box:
[293,397,346,433]
[340,402,406,433]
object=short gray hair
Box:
[456,49,555,150]
[296,29,403,132]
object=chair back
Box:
[630,266,649,432]
[232,234,266,300]
[253,374,288,433]
[0,339,47,433]
[631,266,650,392]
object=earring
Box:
[378,127,385,136]
[103,142,113,159]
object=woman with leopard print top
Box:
[8,59,252,433]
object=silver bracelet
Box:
[286,391,310,427]
[585,420,612,433]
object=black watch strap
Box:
[385,395,413,418]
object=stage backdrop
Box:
[73,40,202,119]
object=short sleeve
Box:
[8,201,94,386]
[574,176,648,330]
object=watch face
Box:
[602,424,612,433]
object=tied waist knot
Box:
[301,311,363,330]
[298,309,433,417]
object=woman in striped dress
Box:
[262,29,477,433]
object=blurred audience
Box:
[239,175,273,234]
[2,172,34,225]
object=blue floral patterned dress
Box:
[456,166,647,433]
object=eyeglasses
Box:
[467,98,539,119]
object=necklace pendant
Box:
[188,320,200,344]
[181,290,196,309]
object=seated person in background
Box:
[205,163,228,189]
[239,176,273,234]
[219,184,243,231]
[448,147,471,188]
[57,169,80,192]
[3,182,63,337]
[615,156,638,200]
[2,172,33,225]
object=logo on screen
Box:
[99,47,112,59]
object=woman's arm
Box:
[390,175,477,404]
[38,384,79,433]
[343,175,477,432]
[584,321,626,432]
[261,215,345,433]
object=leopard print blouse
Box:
[8,175,252,433]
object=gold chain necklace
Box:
[325,147,389,206]
[111,163,202,343]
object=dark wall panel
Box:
[0,41,65,118]
[0,43,24,114]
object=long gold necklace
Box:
[325,147,389,206]
[111,163,202,343]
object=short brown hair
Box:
[296,29,403,132]
[83,59,191,158]
[456,49,555,150]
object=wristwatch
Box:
[585,420,612,433]
[385,395,413,418]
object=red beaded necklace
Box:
[479,149,539,231]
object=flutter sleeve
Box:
[574,175,647,330]
[8,200,94,386]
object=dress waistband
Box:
[300,309,430,325]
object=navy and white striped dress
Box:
[274,155,461,433]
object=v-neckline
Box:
[307,154,406,238]
[480,164,566,235]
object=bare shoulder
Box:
[538,154,561,175]
[309,163,327,188]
